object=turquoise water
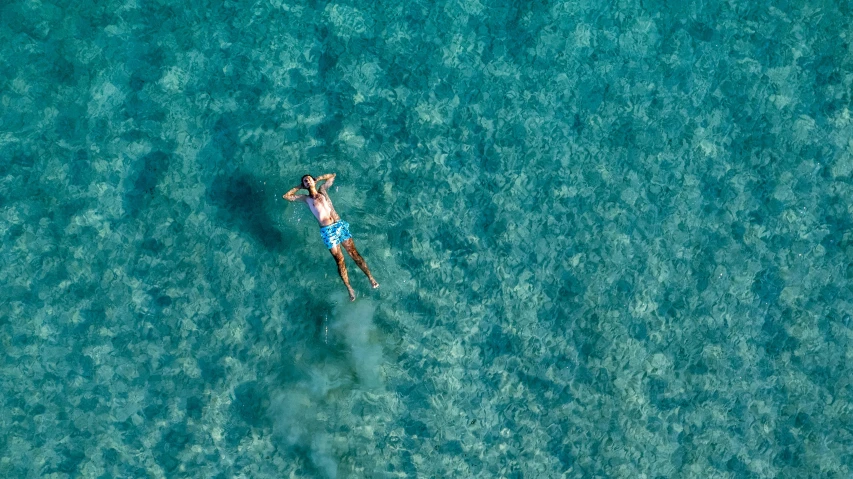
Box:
[2,0,852,477]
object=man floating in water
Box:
[283,173,378,301]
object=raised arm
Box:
[317,173,336,193]
[282,185,307,202]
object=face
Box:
[302,176,315,189]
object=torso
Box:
[306,192,341,226]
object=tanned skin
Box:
[283,173,378,301]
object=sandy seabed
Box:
[1,0,852,477]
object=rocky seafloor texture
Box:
[1,0,852,477]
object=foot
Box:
[348,288,356,301]
[369,278,379,289]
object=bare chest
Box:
[306,193,336,218]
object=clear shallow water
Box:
[1,0,852,477]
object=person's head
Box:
[301,174,315,189]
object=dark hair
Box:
[301,174,314,186]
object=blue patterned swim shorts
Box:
[320,220,352,249]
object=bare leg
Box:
[342,238,378,288]
[330,245,356,301]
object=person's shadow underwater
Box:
[207,173,293,252]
